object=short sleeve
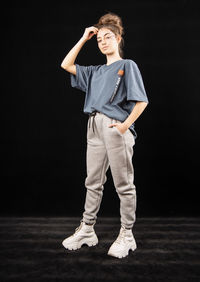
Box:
[124,60,149,103]
[70,64,95,92]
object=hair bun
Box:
[96,12,124,35]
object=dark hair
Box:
[94,12,124,58]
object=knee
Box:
[85,175,107,191]
[116,184,136,196]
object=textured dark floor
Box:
[0,216,200,282]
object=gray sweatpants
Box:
[82,112,136,229]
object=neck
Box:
[106,53,122,66]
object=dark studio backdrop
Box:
[1,0,199,217]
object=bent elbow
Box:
[140,101,148,112]
[142,101,148,108]
[137,101,148,108]
[61,63,66,70]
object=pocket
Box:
[113,126,123,136]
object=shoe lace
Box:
[115,227,126,244]
[72,222,83,237]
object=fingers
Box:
[88,26,99,33]
[108,123,117,128]
[88,26,98,37]
[83,26,98,40]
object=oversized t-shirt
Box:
[70,59,149,139]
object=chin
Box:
[102,49,114,56]
[101,49,108,54]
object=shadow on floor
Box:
[0,216,200,282]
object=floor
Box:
[0,216,200,282]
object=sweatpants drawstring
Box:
[89,111,99,133]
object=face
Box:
[96,28,121,55]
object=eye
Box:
[97,35,112,43]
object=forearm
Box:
[124,101,148,128]
[61,37,87,69]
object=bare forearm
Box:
[61,37,87,69]
[124,102,148,128]
[61,26,98,72]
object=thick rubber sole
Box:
[62,236,98,251]
[107,243,137,258]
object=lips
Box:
[102,47,108,50]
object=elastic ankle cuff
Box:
[122,225,132,230]
[81,220,94,226]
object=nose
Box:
[102,41,107,47]
[101,38,107,45]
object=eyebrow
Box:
[97,32,111,40]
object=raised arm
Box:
[60,26,98,75]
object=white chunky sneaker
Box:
[62,221,98,250]
[107,225,137,258]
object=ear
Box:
[116,34,122,44]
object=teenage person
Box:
[61,12,149,258]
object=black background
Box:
[1,0,200,217]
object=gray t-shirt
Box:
[70,59,149,139]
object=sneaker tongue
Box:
[121,226,126,232]
[115,229,125,243]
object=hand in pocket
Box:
[108,122,128,135]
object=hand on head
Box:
[82,26,98,41]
